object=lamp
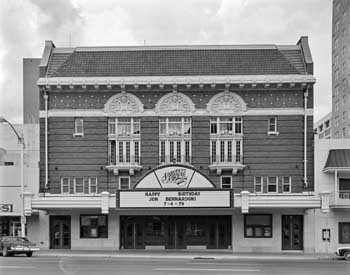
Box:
[0,116,26,237]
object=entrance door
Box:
[50,216,71,249]
[207,216,231,249]
[165,217,186,249]
[282,215,303,250]
[123,217,144,249]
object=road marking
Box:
[0,266,35,269]
[154,268,260,272]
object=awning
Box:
[323,149,350,172]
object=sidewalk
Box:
[36,249,336,261]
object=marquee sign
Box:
[119,190,230,208]
[135,165,214,189]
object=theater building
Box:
[24,37,326,252]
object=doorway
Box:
[282,215,303,250]
[50,216,71,249]
[122,217,144,249]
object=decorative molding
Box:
[37,74,316,87]
[39,108,314,118]
[207,91,247,115]
[234,192,321,213]
[155,92,195,114]
[104,92,144,115]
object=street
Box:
[0,256,349,275]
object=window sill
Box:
[209,163,245,175]
[106,163,142,175]
[73,133,84,137]
[267,131,279,136]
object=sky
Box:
[0,0,332,123]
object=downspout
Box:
[303,86,309,188]
[44,91,49,190]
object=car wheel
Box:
[2,247,9,257]
[26,252,33,257]
[344,252,350,261]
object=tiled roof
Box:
[324,149,350,170]
[45,46,307,78]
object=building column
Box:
[114,212,120,250]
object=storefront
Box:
[0,204,22,237]
[118,164,232,249]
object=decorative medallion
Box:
[104,93,144,115]
[156,92,195,114]
[207,92,247,114]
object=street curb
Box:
[35,252,335,261]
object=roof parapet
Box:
[297,36,313,74]
[39,41,56,77]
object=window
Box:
[339,223,350,243]
[159,117,191,164]
[119,177,130,189]
[108,118,141,165]
[244,214,272,238]
[343,127,346,138]
[268,117,278,134]
[80,215,108,238]
[108,118,140,136]
[74,118,84,136]
[254,176,263,193]
[4,162,14,166]
[267,176,278,193]
[89,178,97,194]
[210,117,242,135]
[74,178,86,194]
[61,178,70,194]
[109,140,141,165]
[335,100,339,111]
[282,176,291,193]
[221,176,232,189]
[335,116,339,127]
[72,177,97,194]
[325,120,330,128]
[210,139,242,164]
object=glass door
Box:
[50,216,71,249]
[282,215,303,250]
[122,217,144,249]
[165,217,186,249]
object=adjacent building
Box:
[314,112,332,139]
[332,0,350,138]
[314,137,350,253]
[23,37,327,252]
[0,124,39,237]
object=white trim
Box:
[37,74,316,86]
[40,108,314,118]
[75,44,279,52]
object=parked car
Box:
[0,236,40,257]
[336,247,350,261]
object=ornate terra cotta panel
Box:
[156,92,195,114]
[104,92,144,115]
[207,91,247,115]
